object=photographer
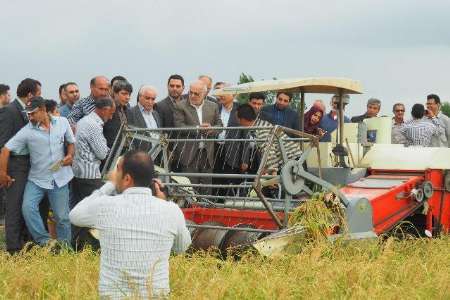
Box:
[400,103,444,147]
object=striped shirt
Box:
[67,96,96,125]
[73,111,109,179]
[69,182,191,299]
[400,117,444,147]
[249,119,302,171]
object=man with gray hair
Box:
[128,86,161,152]
[351,98,381,123]
[129,85,161,129]
[391,102,407,144]
[174,80,222,194]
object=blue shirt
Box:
[319,111,350,142]
[59,103,73,118]
[260,105,300,131]
[6,116,75,189]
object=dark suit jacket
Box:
[173,99,223,167]
[155,97,177,129]
[103,104,130,149]
[351,113,370,123]
[218,103,242,169]
[128,105,161,128]
[127,105,161,152]
[0,99,29,149]
[0,99,30,171]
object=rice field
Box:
[0,232,449,299]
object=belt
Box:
[10,154,30,159]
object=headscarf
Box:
[303,105,324,135]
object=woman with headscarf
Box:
[303,105,325,137]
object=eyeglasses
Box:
[395,109,405,112]
[143,96,156,100]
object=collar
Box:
[31,115,55,129]
[168,96,182,105]
[91,111,105,125]
[114,101,129,111]
[221,103,233,113]
[274,104,284,112]
[392,117,404,125]
[190,100,204,110]
[122,186,153,196]
[16,98,27,110]
[138,103,153,113]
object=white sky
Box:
[2,0,450,116]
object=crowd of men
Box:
[0,75,449,298]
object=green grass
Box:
[0,234,449,299]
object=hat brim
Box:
[25,107,40,114]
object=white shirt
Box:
[69,182,191,299]
[138,103,158,129]
[190,100,203,124]
[218,105,232,142]
[190,100,205,148]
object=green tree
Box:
[441,102,450,117]
[236,73,255,104]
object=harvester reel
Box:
[280,160,306,195]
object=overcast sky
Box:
[2,0,450,116]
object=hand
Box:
[240,163,249,173]
[317,128,326,138]
[0,172,14,189]
[152,179,166,200]
[200,123,214,135]
[62,155,73,166]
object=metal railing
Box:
[103,124,334,232]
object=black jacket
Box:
[351,113,371,123]
[128,105,161,129]
[155,96,177,129]
[103,104,129,149]
[0,99,29,149]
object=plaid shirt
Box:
[69,182,191,298]
[400,117,444,147]
[67,95,95,125]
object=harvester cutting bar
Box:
[186,224,277,234]
[169,193,303,203]
[164,183,254,188]
[158,172,277,179]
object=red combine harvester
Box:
[103,78,450,255]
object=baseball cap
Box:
[25,96,46,113]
